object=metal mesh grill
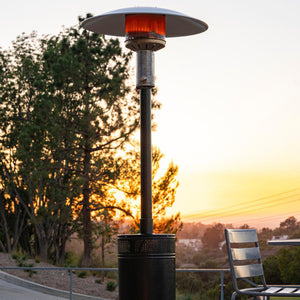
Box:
[118,234,175,255]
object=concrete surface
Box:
[0,271,109,300]
[0,278,66,300]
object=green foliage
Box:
[277,247,300,284]
[106,280,117,291]
[34,257,40,263]
[63,251,79,268]
[12,252,29,266]
[77,271,88,278]
[0,13,142,265]
[0,12,182,268]
[200,285,220,299]
[106,271,118,281]
[263,255,282,283]
[11,252,37,277]
[176,273,203,295]
[176,292,194,300]
[11,252,22,260]
[95,279,102,284]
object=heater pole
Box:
[137,50,154,234]
[140,87,153,234]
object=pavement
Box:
[0,271,109,300]
[0,278,66,300]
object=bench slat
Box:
[264,287,282,293]
[227,229,258,243]
[277,288,297,294]
[231,247,260,260]
[234,264,263,278]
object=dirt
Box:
[0,252,118,300]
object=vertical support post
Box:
[140,88,153,234]
[220,270,224,300]
[69,268,72,300]
[137,50,154,235]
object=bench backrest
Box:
[225,228,268,292]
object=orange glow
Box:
[125,14,166,36]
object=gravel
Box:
[0,252,118,300]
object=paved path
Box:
[0,278,66,300]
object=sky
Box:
[1,0,299,228]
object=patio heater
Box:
[82,7,207,300]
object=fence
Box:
[0,266,230,300]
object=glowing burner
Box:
[125,14,166,37]
[125,14,166,51]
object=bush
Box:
[200,285,219,299]
[63,251,79,267]
[11,252,20,260]
[176,272,203,294]
[176,292,194,300]
[11,252,28,262]
[11,252,37,277]
[77,271,88,278]
[95,279,102,284]
[263,255,282,284]
[106,280,117,291]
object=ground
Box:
[0,252,118,300]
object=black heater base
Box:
[118,234,175,300]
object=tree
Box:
[263,255,282,284]
[279,216,299,236]
[0,32,82,260]
[41,15,148,265]
[201,223,224,249]
[0,16,140,264]
[239,224,250,229]
[112,146,182,234]
[0,15,181,265]
[93,209,119,281]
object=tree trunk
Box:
[55,224,69,266]
[0,196,11,253]
[81,148,93,267]
[55,241,66,266]
[39,240,49,262]
[35,226,49,261]
[12,203,26,252]
[0,239,6,252]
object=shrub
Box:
[263,255,282,284]
[11,252,37,277]
[63,251,79,267]
[176,293,193,300]
[106,280,117,291]
[11,252,20,260]
[77,271,88,278]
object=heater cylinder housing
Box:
[137,50,155,88]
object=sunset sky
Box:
[2,0,299,228]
